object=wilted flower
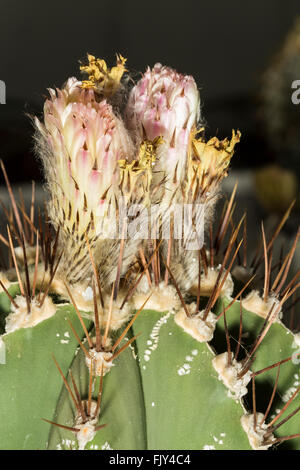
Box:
[161,129,241,294]
[80,53,127,97]
[187,129,241,202]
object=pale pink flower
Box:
[35,77,134,285]
[125,63,200,184]
[36,77,133,238]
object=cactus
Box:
[0,55,299,451]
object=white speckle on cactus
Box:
[0,337,6,364]
[89,444,99,450]
[213,433,225,445]
[243,290,282,320]
[5,295,57,333]
[203,445,215,450]
[178,367,190,376]
[101,441,113,450]
[177,350,200,376]
[60,339,69,344]
[64,331,70,338]
[151,402,155,407]
[212,352,252,400]
[241,413,275,450]
[175,305,217,343]
[142,311,172,363]
[282,386,298,403]
[128,342,137,360]
[57,439,76,450]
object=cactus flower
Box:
[125,63,200,187]
[35,77,134,285]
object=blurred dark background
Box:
[0,0,300,183]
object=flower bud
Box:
[35,77,134,285]
[125,63,200,185]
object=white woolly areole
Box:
[212,352,252,399]
[241,413,275,450]
[31,274,98,315]
[189,267,234,298]
[85,349,114,376]
[133,275,151,294]
[75,400,98,450]
[99,295,132,332]
[64,283,97,312]
[174,304,217,342]
[69,287,132,332]
[5,295,57,333]
[243,290,282,320]
[47,278,132,332]
[131,282,181,312]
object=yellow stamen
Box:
[118,137,162,201]
[80,53,127,96]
